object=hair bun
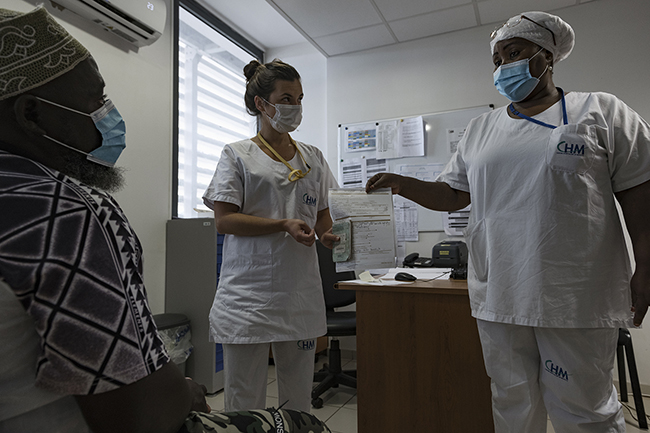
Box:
[243,59,300,117]
[243,60,262,81]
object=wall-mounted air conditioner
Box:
[50,0,167,47]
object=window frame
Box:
[172,0,263,218]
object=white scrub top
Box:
[437,92,650,328]
[202,139,338,343]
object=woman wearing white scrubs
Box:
[202,59,339,413]
[366,11,650,433]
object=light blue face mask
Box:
[37,97,126,167]
[493,48,548,102]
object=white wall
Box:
[9,0,175,314]
[325,0,650,388]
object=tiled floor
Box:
[206,353,358,433]
[206,353,650,433]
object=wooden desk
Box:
[338,279,494,433]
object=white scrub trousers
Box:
[476,320,625,433]
[222,340,316,413]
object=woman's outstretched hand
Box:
[366,173,404,194]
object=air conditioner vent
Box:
[50,0,166,47]
[110,27,138,44]
[85,0,156,36]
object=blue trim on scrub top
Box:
[509,88,568,129]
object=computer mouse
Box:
[395,272,417,281]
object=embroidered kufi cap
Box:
[0,5,89,100]
[490,11,575,63]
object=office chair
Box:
[311,240,357,409]
[617,328,648,429]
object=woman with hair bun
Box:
[202,59,339,413]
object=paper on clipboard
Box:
[329,188,397,272]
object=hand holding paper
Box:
[329,188,397,272]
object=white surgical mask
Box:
[262,98,302,133]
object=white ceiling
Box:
[198,0,596,57]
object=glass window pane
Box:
[177,6,258,218]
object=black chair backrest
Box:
[316,240,356,310]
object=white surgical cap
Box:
[490,11,575,63]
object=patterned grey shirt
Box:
[0,150,169,395]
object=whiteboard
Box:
[337,105,492,231]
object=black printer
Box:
[432,240,468,279]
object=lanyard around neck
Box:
[508,88,568,129]
[257,132,311,181]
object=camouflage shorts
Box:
[178,408,331,433]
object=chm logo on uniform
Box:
[297,339,315,350]
[302,193,317,206]
[556,140,585,157]
[545,359,570,381]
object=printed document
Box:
[329,188,397,272]
[339,157,388,189]
[376,116,425,160]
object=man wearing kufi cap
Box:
[0,7,333,433]
[0,6,211,432]
[367,10,650,433]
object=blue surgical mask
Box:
[37,97,126,167]
[493,48,548,102]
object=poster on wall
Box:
[339,157,387,189]
[442,204,471,236]
[398,162,445,183]
[395,116,425,158]
[376,116,425,160]
[394,196,419,242]
[346,123,377,152]
[447,127,467,154]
